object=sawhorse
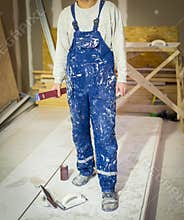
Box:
[117,42,184,131]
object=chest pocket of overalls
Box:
[76,36,100,49]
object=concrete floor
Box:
[0,107,70,182]
[155,121,184,220]
[0,106,184,220]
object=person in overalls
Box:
[52,0,127,211]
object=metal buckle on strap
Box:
[93,18,99,28]
[72,21,79,31]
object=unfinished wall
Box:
[0,0,30,92]
[0,0,16,81]
[127,0,184,26]
[127,0,184,55]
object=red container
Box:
[60,165,69,181]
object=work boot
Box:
[102,192,119,212]
[72,173,95,186]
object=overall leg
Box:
[67,89,95,177]
[89,76,118,192]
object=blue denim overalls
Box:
[66,0,118,192]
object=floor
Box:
[0,106,184,220]
[0,107,69,182]
[155,121,184,220]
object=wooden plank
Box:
[0,101,35,131]
[179,67,184,80]
[117,50,180,107]
[127,64,183,117]
[33,70,52,75]
[39,74,54,79]
[0,95,30,125]
[129,85,176,92]
[127,81,166,86]
[127,48,177,52]
[0,100,16,113]
[126,42,180,53]
[0,18,19,108]
[128,78,176,83]
[131,73,176,78]
[126,42,180,49]
[136,67,175,72]
[34,75,53,80]
[150,78,176,83]
[175,57,184,129]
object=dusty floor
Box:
[155,121,184,220]
[0,106,184,220]
[0,107,69,182]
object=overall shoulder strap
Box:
[93,0,105,31]
[71,3,79,31]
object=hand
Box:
[116,82,127,97]
[51,83,61,97]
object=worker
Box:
[52,0,127,212]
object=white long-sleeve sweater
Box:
[53,0,127,84]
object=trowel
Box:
[40,185,88,210]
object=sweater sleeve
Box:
[111,5,127,83]
[53,9,69,84]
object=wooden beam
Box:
[135,67,175,72]
[126,42,180,48]
[33,70,52,75]
[179,67,184,80]
[126,48,177,52]
[13,0,22,91]
[0,95,30,125]
[128,73,176,78]
[126,42,180,52]
[175,56,184,129]
[26,0,34,87]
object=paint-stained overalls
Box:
[66,0,118,192]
